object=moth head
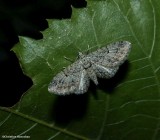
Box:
[78,52,85,59]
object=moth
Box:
[48,41,131,95]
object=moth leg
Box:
[87,67,98,85]
[86,44,95,54]
[85,45,90,54]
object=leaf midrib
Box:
[0,107,89,140]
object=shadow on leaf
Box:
[89,61,130,98]
[51,61,130,125]
[51,93,89,126]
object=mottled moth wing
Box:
[48,41,131,95]
[88,41,131,67]
[48,60,90,95]
[88,41,131,78]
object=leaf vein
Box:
[117,76,155,88]
[47,131,61,140]
[149,0,156,58]
[10,123,37,140]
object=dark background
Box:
[0,0,87,107]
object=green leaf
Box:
[1,0,160,139]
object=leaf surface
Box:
[1,0,160,139]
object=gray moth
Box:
[48,41,131,95]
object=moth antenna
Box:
[63,56,74,63]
